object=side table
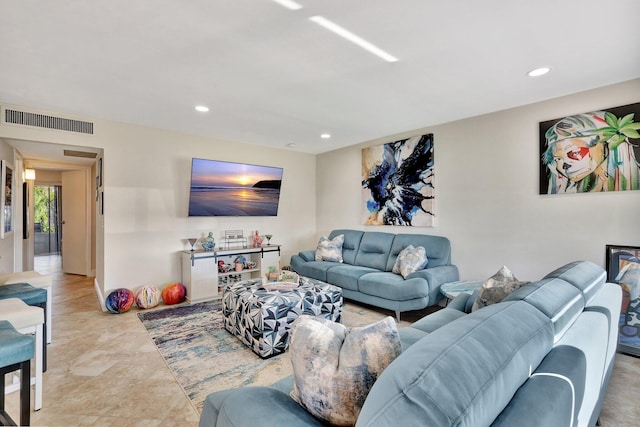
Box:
[440,280,483,300]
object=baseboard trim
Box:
[94,278,106,312]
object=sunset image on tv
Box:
[188,158,283,216]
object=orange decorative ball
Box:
[161,282,186,305]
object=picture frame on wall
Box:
[0,160,14,239]
[605,244,640,356]
[539,102,640,195]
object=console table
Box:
[180,245,281,303]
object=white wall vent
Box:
[4,109,94,135]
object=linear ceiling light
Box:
[309,16,398,63]
[271,0,303,10]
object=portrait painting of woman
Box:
[540,103,640,194]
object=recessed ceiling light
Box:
[195,105,210,112]
[320,133,331,139]
[309,16,398,63]
[271,0,303,10]
[527,67,551,77]
[286,143,297,147]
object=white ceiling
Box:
[1,0,639,156]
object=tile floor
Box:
[4,255,639,426]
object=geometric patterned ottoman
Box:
[222,277,343,358]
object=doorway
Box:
[33,185,62,256]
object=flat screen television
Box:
[188,158,283,216]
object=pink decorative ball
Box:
[161,282,186,305]
[135,286,161,309]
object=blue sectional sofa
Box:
[199,261,621,427]
[290,229,459,320]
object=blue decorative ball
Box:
[105,288,135,314]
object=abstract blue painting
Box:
[361,133,434,226]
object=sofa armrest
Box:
[298,250,316,262]
[200,386,324,427]
[409,265,459,288]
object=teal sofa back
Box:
[328,229,363,265]
[357,301,554,427]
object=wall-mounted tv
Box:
[188,158,283,216]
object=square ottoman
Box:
[222,277,343,358]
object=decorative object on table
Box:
[539,102,640,194]
[289,315,401,426]
[265,234,273,245]
[187,238,198,251]
[224,230,247,249]
[105,288,135,314]
[218,261,231,273]
[362,133,434,227]
[201,232,215,251]
[234,255,246,272]
[471,266,529,312]
[606,244,640,356]
[135,285,161,309]
[253,230,263,247]
[262,271,300,291]
[161,282,186,305]
[244,261,257,270]
[266,265,279,281]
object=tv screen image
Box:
[188,158,283,216]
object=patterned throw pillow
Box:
[315,234,344,263]
[471,265,529,312]
[392,245,428,278]
[289,315,401,426]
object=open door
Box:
[61,170,90,275]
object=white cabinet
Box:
[181,245,281,303]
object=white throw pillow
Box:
[315,234,344,263]
[392,245,428,278]
[289,315,401,426]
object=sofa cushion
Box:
[543,260,606,305]
[358,272,430,301]
[386,233,452,271]
[356,301,554,427]
[354,232,395,271]
[326,264,379,291]
[399,308,467,350]
[329,229,364,265]
[472,266,529,312]
[292,260,339,282]
[315,234,344,262]
[392,245,428,278]
[289,315,401,426]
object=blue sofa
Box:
[290,229,459,320]
[199,261,621,427]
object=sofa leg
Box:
[395,311,401,322]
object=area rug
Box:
[137,299,417,413]
[137,300,293,413]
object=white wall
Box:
[0,107,316,298]
[316,79,640,281]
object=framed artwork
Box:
[0,161,13,239]
[539,102,640,194]
[362,133,434,227]
[605,244,640,356]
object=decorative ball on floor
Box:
[135,286,161,309]
[105,288,135,314]
[161,282,186,305]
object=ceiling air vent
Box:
[4,109,94,135]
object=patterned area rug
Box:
[137,300,293,413]
[137,298,413,413]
